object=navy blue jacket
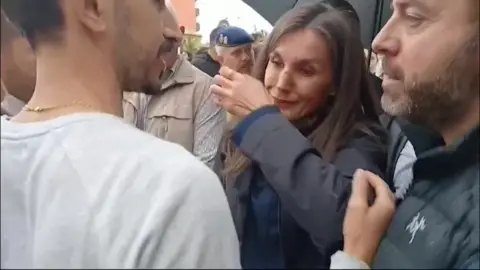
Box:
[214,107,387,269]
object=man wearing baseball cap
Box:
[215,26,255,75]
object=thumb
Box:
[362,170,395,206]
[348,169,370,209]
[344,169,369,236]
[362,170,395,221]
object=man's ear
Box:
[79,0,107,33]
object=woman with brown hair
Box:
[211,2,387,269]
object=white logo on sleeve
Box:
[405,212,426,244]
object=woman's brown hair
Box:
[222,2,382,178]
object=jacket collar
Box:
[414,125,479,180]
[160,56,195,91]
[398,119,445,155]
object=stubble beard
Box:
[112,2,147,93]
[383,35,479,132]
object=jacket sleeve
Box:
[330,251,370,269]
[233,106,386,254]
[458,254,480,269]
[192,76,227,168]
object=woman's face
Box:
[264,29,333,121]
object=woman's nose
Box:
[276,69,293,90]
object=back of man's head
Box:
[1,0,171,93]
[327,0,360,22]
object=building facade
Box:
[171,0,200,34]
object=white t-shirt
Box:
[0,113,240,269]
[393,140,417,200]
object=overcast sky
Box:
[196,0,273,43]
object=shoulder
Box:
[89,128,229,267]
[191,52,208,64]
[81,118,224,216]
[335,121,388,176]
[188,64,216,107]
[459,254,480,269]
[107,122,216,183]
[343,120,387,153]
[190,63,214,87]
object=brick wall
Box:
[171,0,199,34]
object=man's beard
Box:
[141,40,178,94]
[382,35,479,132]
[158,39,177,56]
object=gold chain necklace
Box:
[22,101,94,113]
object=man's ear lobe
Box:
[80,0,107,33]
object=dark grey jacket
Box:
[373,126,479,269]
[191,51,220,78]
[214,107,387,268]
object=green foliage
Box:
[251,29,268,42]
[182,34,203,55]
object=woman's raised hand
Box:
[210,66,274,118]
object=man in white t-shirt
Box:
[0,0,240,269]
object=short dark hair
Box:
[1,0,64,49]
[327,0,360,22]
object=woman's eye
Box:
[270,59,282,67]
[301,68,315,76]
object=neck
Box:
[19,42,123,121]
[440,101,479,145]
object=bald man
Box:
[123,1,226,168]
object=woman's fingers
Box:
[219,66,244,81]
[210,84,236,111]
[360,170,395,222]
[213,74,234,88]
[210,84,232,99]
[349,169,370,209]
[362,170,395,206]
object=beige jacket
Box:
[123,57,226,167]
